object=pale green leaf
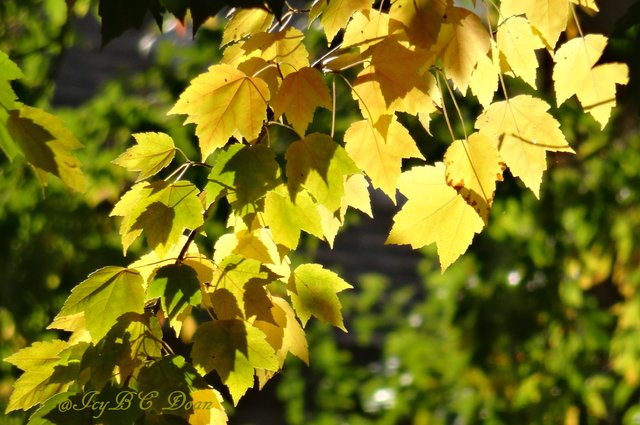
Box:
[112,132,176,181]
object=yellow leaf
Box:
[343,8,395,52]
[569,0,598,12]
[242,28,309,76]
[443,132,505,222]
[438,6,491,94]
[237,57,282,98]
[500,0,568,48]
[342,173,372,217]
[386,163,484,271]
[497,16,545,88]
[272,67,332,135]
[222,8,273,46]
[553,35,628,128]
[344,115,424,199]
[168,64,270,161]
[320,0,371,43]
[475,95,574,197]
[389,0,449,48]
[469,40,500,108]
[112,132,176,181]
[187,389,228,425]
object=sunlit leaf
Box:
[496,16,545,88]
[288,263,353,331]
[320,0,371,43]
[389,0,449,48]
[168,64,270,160]
[386,163,484,271]
[187,388,229,425]
[112,132,176,181]
[500,0,569,48]
[148,264,202,325]
[222,8,273,46]
[241,27,309,76]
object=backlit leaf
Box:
[0,50,22,111]
[569,0,598,12]
[241,27,309,76]
[500,0,569,48]
[191,319,278,404]
[4,340,69,371]
[55,267,145,342]
[222,8,274,46]
[386,163,484,271]
[343,9,395,52]
[439,6,491,94]
[148,264,202,326]
[111,180,204,255]
[286,133,359,211]
[344,115,424,199]
[320,0,371,43]
[389,0,449,48]
[112,132,176,181]
[187,389,228,425]
[496,16,545,88]
[444,132,505,222]
[288,263,353,331]
[272,67,332,135]
[553,35,628,128]
[475,95,574,197]
[168,64,270,160]
[7,106,86,192]
[469,40,500,109]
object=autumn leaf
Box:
[438,6,491,94]
[344,115,424,199]
[444,132,505,222]
[288,263,353,331]
[342,173,372,217]
[111,180,204,255]
[7,106,86,192]
[112,132,176,181]
[168,64,270,160]
[319,0,371,43]
[497,16,545,88]
[241,27,309,76]
[343,8,396,52]
[222,8,273,46]
[475,95,574,197]
[500,0,569,48]
[570,0,599,12]
[272,67,332,135]
[469,40,500,109]
[4,340,69,372]
[285,133,359,211]
[553,34,628,128]
[55,267,145,342]
[147,264,202,325]
[389,0,449,48]
[386,163,484,271]
[191,319,278,404]
[188,389,229,425]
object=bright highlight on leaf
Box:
[169,64,270,160]
[288,263,353,331]
[222,8,274,46]
[475,95,574,197]
[112,132,176,181]
[320,0,371,43]
[553,34,629,128]
[500,0,569,48]
[387,163,485,271]
[496,16,545,88]
[272,67,332,135]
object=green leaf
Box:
[4,340,69,371]
[205,143,281,211]
[110,180,204,255]
[0,50,22,111]
[285,133,359,211]
[191,319,278,404]
[55,267,145,342]
[26,392,85,425]
[263,185,324,249]
[112,132,176,181]
[288,263,353,331]
[148,264,202,324]
[7,106,86,192]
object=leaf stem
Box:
[331,74,336,138]
[435,72,457,143]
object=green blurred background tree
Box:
[2,0,640,424]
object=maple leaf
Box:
[6,106,86,192]
[389,0,449,48]
[497,16,545,88]
[344,115,424,199]
[168,64,270,161]
[285,133,359,211]
[553,34,629,128]
[342,173,373,217]
[444,132,505,222]
[112,132,176,181]
[386,163,485,271]
[570,0,599,12]
[147,264,202,325]
[475,95,574,197]
[319,0,371,43]
[191,319,278,404]
[469,40,500,109]
[241,27,309,76]
[222,8,274,46]
[55,267,145,342]
[342,8,396,52]
[288,263,353,331]
[111,180,204,255]
[500,0,569,48]
[272,67,332,135]
[263,185,324,248]
[438,6,491,94]
[188,389,229,425]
